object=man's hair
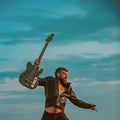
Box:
[55,67,68,77]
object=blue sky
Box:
[0,0,120,120]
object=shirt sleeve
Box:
[38,77,47,86]
[38,76,53,86]
[67,87,92,109]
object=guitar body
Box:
[19,62,43,89]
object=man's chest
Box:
[58,84,65,95]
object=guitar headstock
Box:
[46,33,54,43]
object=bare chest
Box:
[58,84,65,94]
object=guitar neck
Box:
[34,33,54,68]
[38,41,49,61]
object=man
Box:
[38,67,97,120]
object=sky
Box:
[0,0,120,120]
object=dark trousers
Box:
[41,111,69,120]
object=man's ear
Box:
[56,72,60,77]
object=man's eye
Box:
[62,73,67,75]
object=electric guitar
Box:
[19,33,54,89]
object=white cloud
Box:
[106,80,120,85]
[0,26,120,72]
[0,93,25,100]
[0,77,29,101]
[100,27,120,38]
[0,102,44,114]
[0,77,28,92]
[70,77,120,87]
[0,21,32,33]
[0,67,20,72]
[56,6,87,18]
[0,40,119,72]
[45,41,120,59]
[82,27,120,40]
[42,5,87,18]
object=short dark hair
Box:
[55,67,68,76]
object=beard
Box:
[59,77,67,86]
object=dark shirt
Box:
[38,76,92,110]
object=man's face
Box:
[57,70,68,82]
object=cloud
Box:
[0,40,119,68]
[43,6,87,18]
[0,93,25,100]
[0,0,87,20]
[0,68,19,72]
[105,80,120,85]
[45,41,120,59]
[0,77,28,92]
[71,77,120,87]
[83,27,120,40]
[0,102,44,118]
[1,102,44,112]
[0,77,28,101]
[0,21,32,33]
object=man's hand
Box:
[34,59,41,66]
[91,104,97,111]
